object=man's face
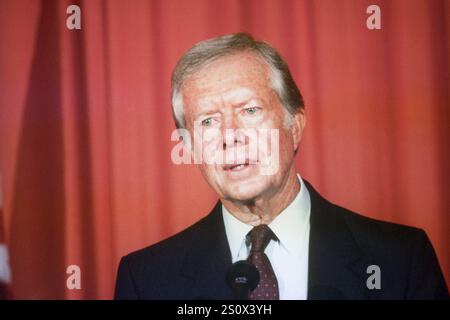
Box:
[182,52,304,202]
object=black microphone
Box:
[226,260,260,300]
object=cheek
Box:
[190,126,221,160]
[198,163,223,189]
[201,130,223,163]
[268,127,294,168]
[280,128,294,150]
[257,107,286,131]
[198,163,215,180]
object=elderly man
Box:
[114,33,448,300]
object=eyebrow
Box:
[193,97,264,120]
[193,110,221,121]
[232,98,254,108]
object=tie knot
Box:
[248,225,277,253]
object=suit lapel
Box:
[178,181,372,300]
[305,180,370,299]
[180,202,234,299]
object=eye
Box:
[244,106,260,115]
[201,118,213,127]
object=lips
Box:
[223,163,249,171]
[222,159,257,171]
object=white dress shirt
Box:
[222,175,311,300]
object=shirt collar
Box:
[222,204,253,262]
[268,175,311,256]
[222,174,311,260]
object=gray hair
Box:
[171,32,304,129]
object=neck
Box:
[222,166,300,226]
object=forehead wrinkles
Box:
[182,54,272,110]
[197,88,257,111]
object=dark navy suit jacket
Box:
[114,181,449,299]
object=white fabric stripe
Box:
[0,244,11,283]
[0,174,3,208]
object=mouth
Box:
[223,163,249,171]
[222,159,257,172]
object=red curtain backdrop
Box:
[0,0,448,299]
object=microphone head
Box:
[226,260,260,291]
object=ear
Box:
[291,110,306,152]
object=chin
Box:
[221,179,268,202]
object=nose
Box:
[222,112,244,150]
